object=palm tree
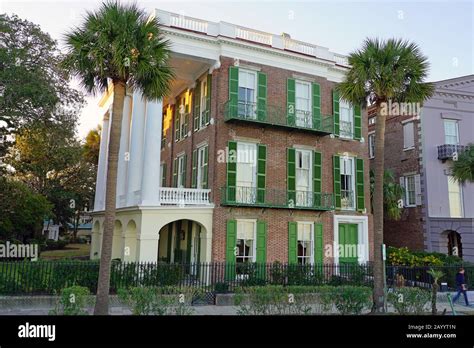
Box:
[450,144,474,183]
[427,268,444,315]
[62,1,174,315]
[369,169,404,221]
[337,38,434,312]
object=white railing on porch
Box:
[170,13,208,33]
[158,187,212,206]
[235,26,273,46]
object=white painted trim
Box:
[333,215,369,265]
[236,218,258,262]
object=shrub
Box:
[214,282,229,294]
[50,286,91,315]
[387,287,430,314]
[331,286,372,315]
[388,247,463,267]
[118,286,200,315]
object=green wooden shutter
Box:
[313,151,322,207]
[314,223,323,264]
[287,148,296,206]
[288,222,297,264]
[256,220,267,280]
[174,106,180,141]
[225,219,237,280]
[333,155,341,209]
[203,146,209,189]
[226,141,237,202]
[193,82,201,131]
[257,144,266,204]
[354,104,362,140]
[256,221,267,264]
[182,154,187,188]
[333,89,340,136]
[312,83,321,131]
[161,163,166,187]
[228,67,239,117]
[191,149,197,188]
[257,72,267,121]
[287,79,296,126]
[172,158,178,187]
[356,158,365,211]
[205,74,212,124]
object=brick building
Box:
[91,9,374,267]
[369,75,474,262]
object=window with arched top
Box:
[447,230,463,259]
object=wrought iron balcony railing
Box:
[220,186,334,210]
[437,144,468,161]
[223,100,334,134]
[341,190,355,210]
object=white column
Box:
[126,92,147,206]
[116,94,132,207]
[93,112,110,211]
[141,99,163,206]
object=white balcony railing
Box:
[156,9,349,67]
[170,13,208,33]
[159,187,211,206]
[235,26,272,46]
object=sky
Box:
[3,0,473,139]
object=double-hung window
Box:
[236,220,256,263]
[295,149,312,207]
[236,142,257,203]
[199,78,208,128]
[177,154,186,188]
[197,145,207,189]
[238,69,257,119]
[295,81,312,128]
[404,175,416,207]
[403,122,415,150]
[368,133,375,159]
[444,119,459,145]
[178,97,187,139]
[339,99,354,139]
[297,222,313,265]
[340,157,355,210]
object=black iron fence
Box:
[0,260,471,295]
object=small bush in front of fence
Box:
[117,286,202,315]
[331,286,373,315]
[50,285,91,315]
[233,285,372,315]
[387,287,431,314]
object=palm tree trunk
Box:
[372,105,386,312]
[94,82,125,315]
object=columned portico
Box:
[116,93,133,207]
[93,111,110,211]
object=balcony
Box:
[158,187,212,206]
[220,186,334,211]
[223,101,334,135]
[341,190,355,210]
[437,144,468,161]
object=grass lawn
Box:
[40,243,91,260]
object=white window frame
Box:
[339,98,354,139]
[238,69,257,119]
[236,142,257,203]
[295,80,312,128]
[199,78,208,128]
[160,163,165,187]
[177,154,186,188]
[444,119,459,145]
[297,222,314,265]
[368,133,375,159]
[447,176,463,218]
[178,97,187,139]
[236,219,257,263]
[295,148,313,207]
[368,117,376,125]
[340,156,356,210]
[404,175,416,207]
[196,145,207,189]
[403,121,415,150]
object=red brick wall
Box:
[163,56,374,262]
[368,111,424,251]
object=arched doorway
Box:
[447,230,463,259]
[157,219,203,266]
